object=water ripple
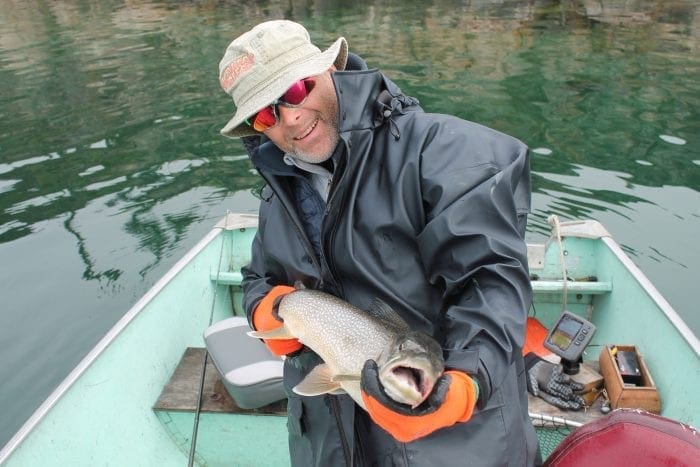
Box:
[84,176,128,192]
[6,189,71,215]
[0,153,61,175]
[0,179,21,194]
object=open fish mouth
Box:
[382,363,437,408]
[393,365,433,397]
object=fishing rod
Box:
[188,212,230,467]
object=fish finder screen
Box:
[549,315,583,351]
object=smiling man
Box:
[219,20,540,467]
[261,71,340,164]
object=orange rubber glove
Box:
[522,316,551,357]
[251,285,302,356]
[360,360,479,443]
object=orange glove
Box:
[523,316,551,357]
[252,285,302,356]
[360,360,479,443]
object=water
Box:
[0,0,698,449]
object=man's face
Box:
[263,67,340,164]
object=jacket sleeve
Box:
[416,116,532,402]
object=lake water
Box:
[1,0,698,449]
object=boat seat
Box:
[204,316,286,409]
[544,408,700,466]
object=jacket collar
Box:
[332,69,385,134]
[333,68,419,137]
[251,140,297,176]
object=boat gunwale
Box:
[600,236,700,356]
[0,213,257,462]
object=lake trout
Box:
[248,287,444,409]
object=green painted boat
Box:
[1,213,698,466]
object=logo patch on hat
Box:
[220,53,255,93]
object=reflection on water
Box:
[0,0,698,449]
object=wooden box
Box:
[570,363,604,405]
[599,345,661,414]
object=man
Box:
[219,20,540,466]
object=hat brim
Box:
[220,37,348,138]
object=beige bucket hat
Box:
[218,20,348,138]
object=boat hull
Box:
[1,215,697,465]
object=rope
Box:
[547,215,568,310]
[188,212,230,467]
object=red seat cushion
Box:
[545,409,699,467]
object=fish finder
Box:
[543,311,596,375]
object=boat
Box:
[1,212,698,465]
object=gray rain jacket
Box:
[241,60,540,466]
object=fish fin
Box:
[247,327,295,340]
[331,374,361,382]
[366,298,410,332]
[293,364,344,396]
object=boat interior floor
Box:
[153,347,287,416]
[529,393,608,426]
[528,360,609,428]
[153,348,609,428]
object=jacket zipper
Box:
[260,166,351,463]
[259,173,323,275]
[319,145,349,297]
[328,395,352,466]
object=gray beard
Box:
[289,142,338,164]
[287,124,340,164]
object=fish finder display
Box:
[544,311,596,363]
[549,315,582,350]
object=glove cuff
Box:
[252,285,300,356]
[523,352,543,370]
[444,371,478,423]
[252,285,296,330]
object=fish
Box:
[247,286,444,410]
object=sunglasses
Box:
[245,78,315,132]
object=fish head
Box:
[375,331,444,408]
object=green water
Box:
[0,0,698,449]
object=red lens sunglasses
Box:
[246,78,314,132]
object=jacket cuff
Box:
[523,352,542,370]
